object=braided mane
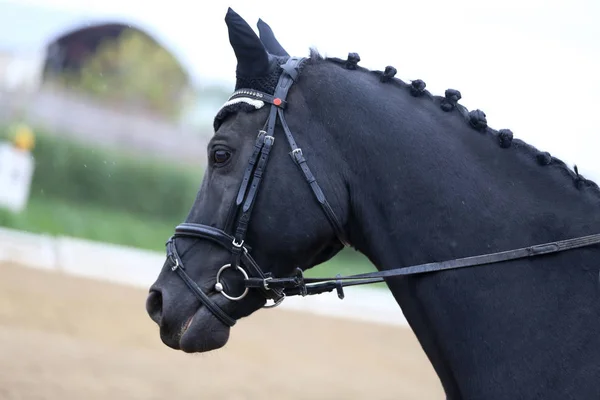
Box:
[307,48,600,195]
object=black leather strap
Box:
[271,57,349,246]
[278,108,350,246]
[254,232,600,297]
[236,131,266,206]
[174,223,239,250]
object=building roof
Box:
[0,0,242,88]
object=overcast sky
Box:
[6,0,600,180]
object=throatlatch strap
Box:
[278,108,349,246]
[271,57,349,247]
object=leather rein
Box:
[165,56,600,328]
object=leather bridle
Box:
[166,56,347,327]
[165,56,600,328]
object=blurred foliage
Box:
[0,126,201,222]
[0,197,375,277]
[57,29,192,120]
[0,196,174,251]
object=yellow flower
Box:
[11,123,35,151]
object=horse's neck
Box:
[344,107,600,270]
[341,98,600,399]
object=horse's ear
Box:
[225,8,275,77]
[257,18,289,57]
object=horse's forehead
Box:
[213,98,267,133]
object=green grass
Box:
[0,195,380,286]
[306,250,376,278]
[0,125,201,222]
[0,196,175,252]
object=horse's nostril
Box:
[146,289,163,325]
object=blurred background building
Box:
[0,0,234,166]
[0,0,232,250]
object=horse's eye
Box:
[213,149,231,165]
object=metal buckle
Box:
[214,263,249,301]
[262,276,273,290]
[232,238,244,248]
[264,135,275,145]
[293,267,307,297]
[170,258,180,271]
[291,148,303,164]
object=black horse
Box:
[146,8,600,399]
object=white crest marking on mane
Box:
[219,97,265,114]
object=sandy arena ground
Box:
[0,263,444,400]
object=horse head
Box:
[146,8,349,352]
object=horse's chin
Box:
[178,307,231,353]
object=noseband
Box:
[165,57,600,328]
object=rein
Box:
[165,56,600,327]
[249,232,600,299]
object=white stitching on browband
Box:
[219,97,265,113]
[229,89,265,99]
